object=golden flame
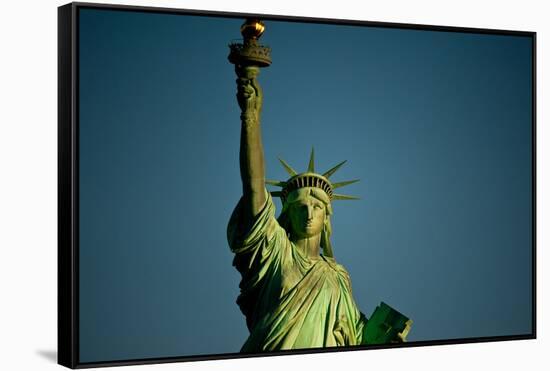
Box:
[240,19,265,39]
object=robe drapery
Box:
[228,190,368,352]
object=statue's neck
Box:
[290,234,322,259]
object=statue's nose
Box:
[307,205,313,220]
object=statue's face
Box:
[288,194,326,239]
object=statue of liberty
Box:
[227,20,412,353]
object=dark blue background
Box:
[78,8,533,362]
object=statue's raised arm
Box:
[229,19,272,222]
[236,65,266,220]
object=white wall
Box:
[0,1,546,370]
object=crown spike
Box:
[332,179,360,189]
[266,179,286,187]
[307,147,315,173]
[278,157,298,176]
[322,160,347,178]
[332,193,360,200]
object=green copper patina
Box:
[227,20,412,352]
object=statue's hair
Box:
[277,188,334,258]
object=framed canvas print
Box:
[58,2,536,368]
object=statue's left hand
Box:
[392,320,412,343]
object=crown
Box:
[267,148,360,202]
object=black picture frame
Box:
[58,2,537,368]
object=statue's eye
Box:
[314,204,322,210]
